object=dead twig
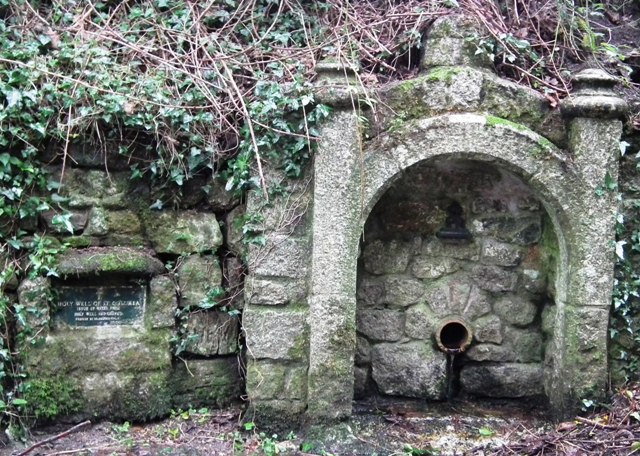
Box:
[16,420,91,456]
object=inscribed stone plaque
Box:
[55,285,145,327]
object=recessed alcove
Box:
[354,159,558,402]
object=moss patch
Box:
[486,115,529,132]
[23,377,82,422]
[425,67,462,84]
[57,247,164,277]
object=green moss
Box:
[425,67,462,84]
[485,115,529,132]
[23,377,82,422]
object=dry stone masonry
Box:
[12,14,630,426]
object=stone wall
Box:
[14,151,244,422]
[355,160,556,400]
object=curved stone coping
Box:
[362,113,575,225]
[57,247,165,278]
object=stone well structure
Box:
[244,15,627,422]
[13,15,628,425]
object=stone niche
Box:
[355,159,556,400]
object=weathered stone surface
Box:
[465,344,512,362]
[246,360,307,401]
[381,277,424,307]
[494,296,538,327]
[252,235,310,279]
[471,265,518,292]
[177,254,222,308]
[28,327,172,374]
[411,256,459,279]
[362,239,411,275]
[357,309,404,342]
[541,304,557,336]
[222,256,245,309]
[471,215,542,245]
[462,286,492,321]
[473,314,503,344]
[57,247,164,277]
[84,207,109,236]
[353,366,369,399]
[56,169,134,209]
[171,358,241,407]
[206,178,240,211]
[521,268,547,294]
[504,327,543,362]
[225,205,246,258]
[460,363,544,397]
[147,275,177,329]
[421,238,480,261]
[405,303,439,340]
[41,210,88,234]
[243,308,307,360]
[79,370,171,421]
[481,239,523,266]
[17,278,50,331]
[421,15,492,69]
[355,335,371,364]
[424,277,477,317]
[246,277,306,306]
[183,311,239,356]
[357,276,384,307]
[371,342,447,399]
[147,211,223,254]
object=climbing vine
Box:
[0,0,639,431]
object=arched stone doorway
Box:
[355,158,559,402]
[307,112,614,421]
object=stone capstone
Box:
[460,363,544,397]
[147,211,223,254]
[371,342,447,399]
[57,247,164,278]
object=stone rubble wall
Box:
[355,160,554,400]
[13,151,245,421]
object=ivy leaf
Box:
[616,240,627,260]
[5,90,22,108]
[620,141,631,156]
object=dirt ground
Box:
[0,398,550,456]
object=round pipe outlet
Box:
[435,318,473,354]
